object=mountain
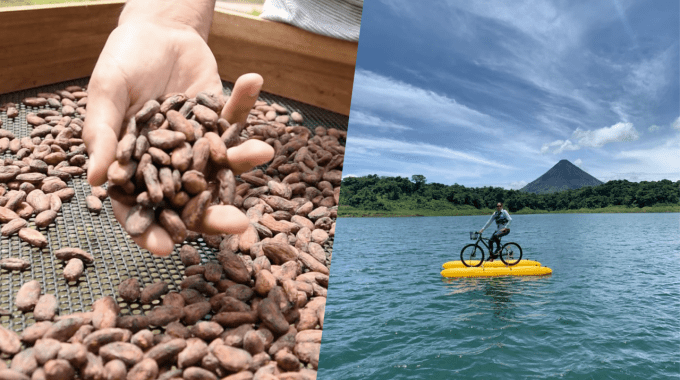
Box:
[521,159,604,194]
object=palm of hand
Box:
[84,22,273,256]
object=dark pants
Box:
[489,229,510,255]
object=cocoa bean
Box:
[181,190,211,230]
[82,328,131,353]
[92,296,120,330]
[182,302,211,325]
[204,262,223,283]
[19,322,52,346]
[183,367,218,380]
[127,358,158,380]
[135,100,161,123]
[147,129,185,150]
[43,359,75,380]
[142,164,163,204]
[118,278,141,303]
[62,258,84,282]
[90,186,107,200]
[18,228,48,248]
[224,285,255,303]
[166,110,195,142]
[0,325,22,355]
[158,167,175,199]
[116,315,150,333]
[103,359,127,380]
[143,338,186,364]
[140,281,169,304]
[147,147,171,166]
[125,205,154,237]
[116,134,136,163]
[211,345,253,373]
[0,257,30,271]
[181,170,207,195]
[158,208,187,244]
[177,338,209,369]
[54,247,93,263]
[107,160,137,185]
[216,168,236,205]
[99,342,143,367]
[216,251,250,284]
[43,317,85,342]
[85,195,102,214]
[180,245,201,266]
[204,132,228,165]
[171,142,193,172]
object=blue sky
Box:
[343,0,679,189]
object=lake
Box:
[317,213,680,379]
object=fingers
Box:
[227,139,275,175]
[221,73,263,124]
[111,202,250,255]
[83,62,130,186]
[195,205,249,235]
[110,199,176,257]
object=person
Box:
[83,0,275,257]
[260,0,363,42]
[478,202,512,262]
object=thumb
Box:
[83,65,129,186]
[221,73,263,124]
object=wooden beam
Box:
[0,3,358,115]
[0,1,124,95]
[210,10,358,115]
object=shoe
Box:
[487,253,498,262]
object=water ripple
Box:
[320,214,680,379]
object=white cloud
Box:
[611,103,629,123]
[541,123,640,154]
[613,135,680,181]
[346,136,513,169]
[351,69,498,134]
[508,180,528,190]
[648,125,660,132]
[540,139,579,154]
[349,110,412,131]
[574,158,583,167]
[572,122,639,148]
[626,49,673,97]
[672,117,680,130]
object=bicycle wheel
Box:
[460,244,485,267]
[499,242,522,266]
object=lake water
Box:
[317,213,680,379]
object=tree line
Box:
[339,175,680,212]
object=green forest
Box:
[338,175,680,217]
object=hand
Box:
[501,228,509,233]
[83,21,274,256]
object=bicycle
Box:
[460,231,523,267]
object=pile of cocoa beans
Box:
[0,84,345,380]
[0,86,95,285]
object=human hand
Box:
[83,21,274,256]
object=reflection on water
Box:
[483,279,514,321]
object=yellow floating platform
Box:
[440,262,552,278]
[442,260,542,269]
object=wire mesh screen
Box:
[0,77,347,335]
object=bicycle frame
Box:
[473,233,498,251]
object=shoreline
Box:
[338,206,680,218]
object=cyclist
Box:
[478,202,512,262]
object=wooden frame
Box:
[0,1,358,115]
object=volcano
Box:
[521,160,603,194]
